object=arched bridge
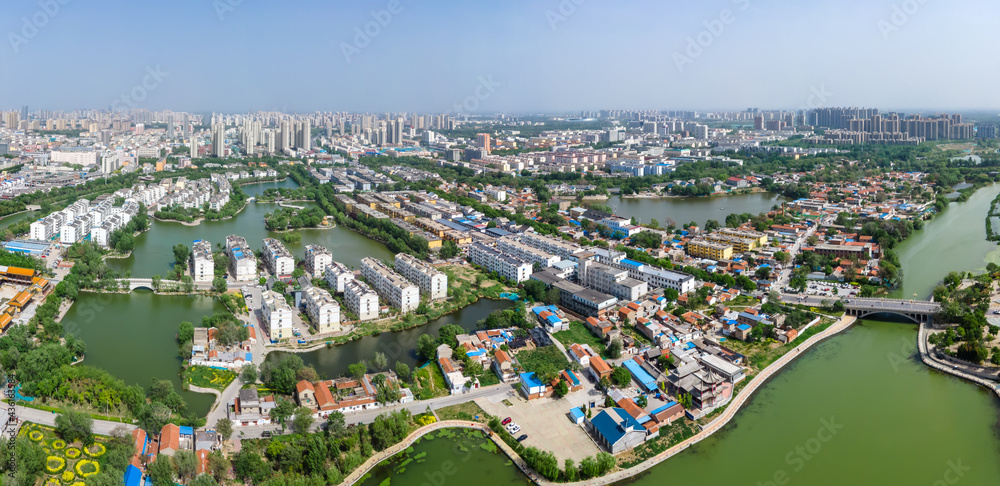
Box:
[843,297,941,324]
[116,278,247,292]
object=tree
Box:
[395,361,411,382]
[347,361,367,381]
[212,276,228,293]
[270,398,296,430]
[173,244,191,266]
[181,275,194,292]
[417,334,438,361]
[373,351,388,371]
[178,321,194,344]
[55,410,93,445]
[606,339,622,359]
[545,287,561,305]
[232,448,269,484]
[553,380,569,398]
[241,363,257,383]
[191,474,220,486]
[637,395,648,408]
[665,288,679,302]
[148,454,176,486]
[215,418,233,441]
[174,449,198,483]
[207,450,229,483]
[152,274,162,291]
[293,406,314,434]
[611,366,631,387]
[326,411,347,436]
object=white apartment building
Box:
[517,232,585,260]
[304,245,333,277]
[190,240,214,283]
[361,257,419,313]
[262,238,295,277]
[226,235,258,282]
[580,259,648,301]
[302,286,341,334]
[394,253,448,300]
[324,261,355,293]
[497,236,561,268]
[345,280,379,321]
[262,290,294,340]
[60,215,92,244]
[29,213,64,241]
[468,242,532,283]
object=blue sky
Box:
[1,0,996,113]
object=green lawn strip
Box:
[552,321,607,356]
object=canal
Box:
[105,179,393,277]
[366,187,1000,485]
[61,290,226,417]
[608,192,787,228]
[0,210,40,230]
[266,298,516,379]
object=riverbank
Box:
[343,314,858,486]
[919,321,1000,398]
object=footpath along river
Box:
[360,186,1000,485]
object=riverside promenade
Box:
[342,315,859,486]
[918,322,1000,398]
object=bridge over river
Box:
[843,297,941,324]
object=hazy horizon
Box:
[2,0,997,114]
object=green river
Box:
[361,186,1000,486]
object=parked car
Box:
[261,431,272,438]
[516,434,528,442]
[501,417,512,426]
[509,426,521,434]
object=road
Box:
[10,404,136,435]
[231,383,515,439]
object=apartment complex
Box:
[262,238,294,278]
[262,289,294,340]
[345,280,379,321]
[302,286,341,334]
[225,235,258,282]
[190,240,214,283]
[580,260,648,302]
[361,257,419,313]
[394,253,448,300]
[518,232,585,260]
[687,239,734,261]
[468,242,533,283]
[324,261,355,293]
[497,236,561,268]
[304,245,333,277]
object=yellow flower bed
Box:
[69,483,85,486]
[61,470,75,482]
[44,479,59,486]
[52,439,66,450]
[65,448,81,459]
[45,456,66,474]
[84,443,106,457]
[74,459,99,478]
[29,430,44,441]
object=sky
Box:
[1,0,997,114]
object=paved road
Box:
[10,404,136,435]
[232,383,515,439]
[844,297,941,314]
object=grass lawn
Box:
[184,365,237,391]
[553,320,607,356]
[412,362,449,400]
[435,401,488,423]
[515,345,569,379]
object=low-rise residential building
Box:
[262,289,294,340]
[226,235,257,282]
[586,407,646,454]
[262,238,295,278]
[324,261,354,293]
[687,238,734,260]
[361,257,419,312]
[302,286,341,334]
[304,244,333,277]
[394,253,448,300]
[468,242,532,283]
[345,279,379,321]
[497,236,561,268]
[190,239,214,283]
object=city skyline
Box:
[3,0,999,113]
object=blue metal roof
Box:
[520,372,545,390]
[124,464,142,486]
[570,407,585,421]
[179,426,194,436]
[736,324,752,331]
[564,369,581,387]
[649,401,679,416]
[622,359,657,391]
[620,259,643,268]
[591,408,643,446]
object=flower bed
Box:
[84,443,106,457]
[65,448,81,459]
[74,459,99,478]
[45,456,66,474]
